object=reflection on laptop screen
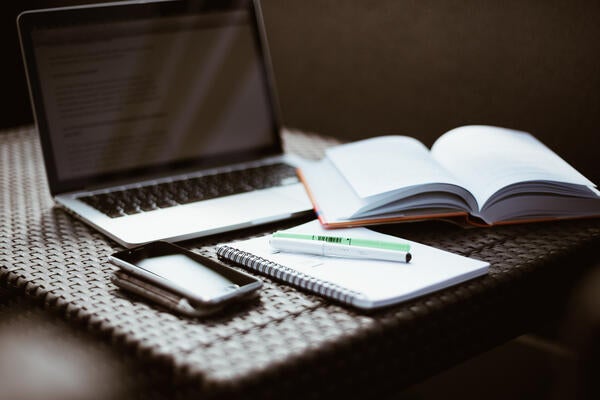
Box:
[31,9,274,182]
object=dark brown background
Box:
[2,0,599,182]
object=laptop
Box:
[18,0,313,248]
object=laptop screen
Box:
[20,0,282,194]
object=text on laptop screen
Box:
[31,10,274,182]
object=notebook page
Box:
[221,220,489,308]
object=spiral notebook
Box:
[216,220,489,310]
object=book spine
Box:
[217,245,363,306]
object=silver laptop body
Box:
[18,0,312,247]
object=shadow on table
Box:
[399,262,600,400]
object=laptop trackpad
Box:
[190,191,295,222]
[193,184,310,221]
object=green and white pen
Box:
[270,232,412,263]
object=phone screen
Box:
[137,253,240,299]
[111,242,260,303]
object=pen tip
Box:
[406,253,412,263]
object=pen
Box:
[271,232,411,252]
[269,236,412,263]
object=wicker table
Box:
[2,126,599,399]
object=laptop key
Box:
[78,162,298,218]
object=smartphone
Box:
[111,270,223,317]
[109,241,262,313]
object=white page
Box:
[220,220,489,308]
[326,136,464,199]
[431,126,596,209]
[300,158,368,222]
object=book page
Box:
[430,126,596,210]
[300,158,369,222]
[326,136,465,199]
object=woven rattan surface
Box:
[2,126,600,398]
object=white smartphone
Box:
[109,241,262,312]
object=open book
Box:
[299,125,600,227]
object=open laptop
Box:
[18,0,313,248]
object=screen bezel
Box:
[18,0,284,195]
[110,241,262,304]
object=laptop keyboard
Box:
[78,163,299,218]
